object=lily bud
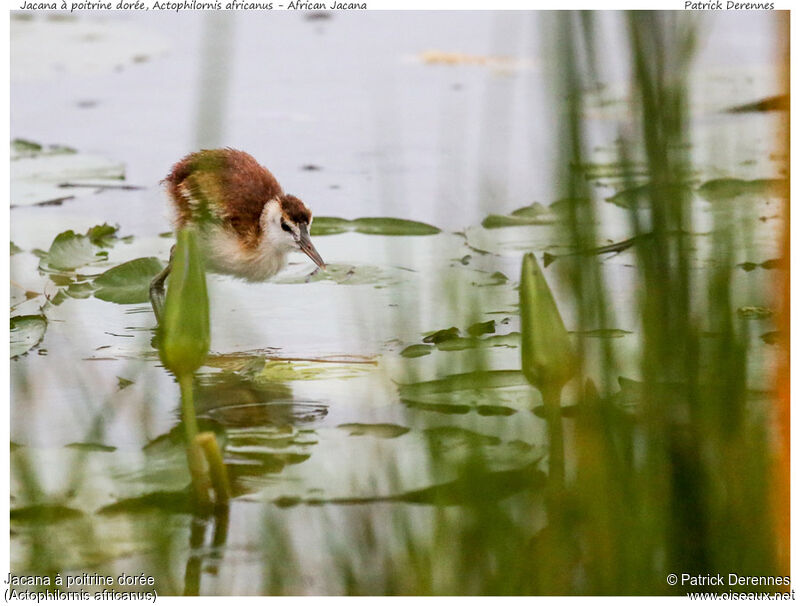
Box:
[158,228,210,378]
[520,253,578,396]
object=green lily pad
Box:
[253,359,373,382]
[86,223,122,248]
[351,217,440,235]
[697,178,787,202]
[11,140,126,207]
[272,263,395,286]
[399,370,529,399]
[39,229,107,272]
[482,203,557,228]
[422,327,460,344]
[10,314,47,358]
[338,423,410,438]
[435,332,520,352]
[423,426,501,447]
[117,377,134,390]
[92,257,164,304]
[310,217,352,236]
[11,504,84,523]
[11,138,44,158]
[400,344,434,358]
[570,328,632,338]
[65,281,95,299]
[10,241,22,255]
[606,182,691,209]
[467,320,496,337]
[309,216,440,236]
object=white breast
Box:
[202,224,289,282]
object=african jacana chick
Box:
[150,149,325,320]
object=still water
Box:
[10,10,785,594]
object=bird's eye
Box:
[281,222,292,233]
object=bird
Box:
[150,148,326,320]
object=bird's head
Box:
[263,194,325,269]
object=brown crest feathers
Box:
[280,194,312,224]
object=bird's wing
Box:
[166,149,283,249]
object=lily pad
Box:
[606,182,691,209]
[400,344,434,358]
[338,423,410,438]
[422,327,460,344]
[10,314,47,358]
[311,217,354,236]
[467,320,496,337]
[570,328,632,338]
[86,223,124,248]
[310,216,440,236]
[271,263,394,286]
[11,504,84,523]
[697,178,787,202]
[39,229,107,272]
[481,203,557,229]
[253,359,372,382]
[11,141,126,207]
[63,281,93,299]
[435,332,520,352]
[92,257,164,304]
[399,370,529,399]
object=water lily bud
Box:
[520,253,578,394]
[158,228,210,377]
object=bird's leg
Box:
[150,245,175,323]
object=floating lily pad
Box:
[271,263,394,286]
[86,223,123,248]
[338,423,410,438]
[435,332,520,352]
[10,241,22,255]
[39,229,107,272]
[471,271,509,287]
[399,370,529,399]
[11,504,84,523]
[422,327,459,344]
[10,314,47,358]
[206,401,329,427]
[697,178,787,202]
[570,328,632,338]
[117,377,134,390]
[606,182,691,209]
[11,140,126,207]
[482,203,557,228]
[400,344,434,358]
[253,359,372,383]
[467,320,496,337]
[92,257,164,304]
[423,426,501,447]
[310,216,440,236]
[310,216,352,236]
[575,162,649,180]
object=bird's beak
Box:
[297,224,326,270]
